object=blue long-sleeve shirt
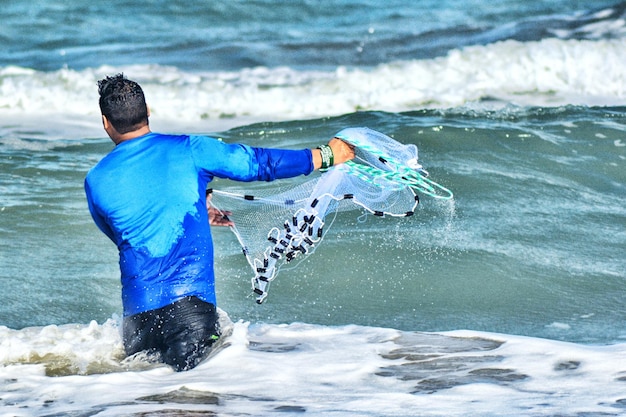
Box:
[85,132,313,316]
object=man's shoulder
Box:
[152,132,222,148]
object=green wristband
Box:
[317,144,334,170]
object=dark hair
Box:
[97,73,148,134]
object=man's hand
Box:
[206,193,234,227]
[328,137,355,165]
[312,137,355,170]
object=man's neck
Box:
[111,125,152,145]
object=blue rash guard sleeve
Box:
[85,179,116,242]
[188,135,314,181]
[84,133,313,317]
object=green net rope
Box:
[337,136,454,200]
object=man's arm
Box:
[84,178,117,242]
[192,135,354,182]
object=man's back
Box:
[85,133,216,316]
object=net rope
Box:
[209,127,453,303]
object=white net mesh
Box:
[209,127,453,303]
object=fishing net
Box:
[209,127,453,303]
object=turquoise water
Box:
[5,107,623,343]
[4,0,621,71]
[1,1,625,415]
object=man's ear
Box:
[147,105,151,118]
[102,114,119,143]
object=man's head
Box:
[98,74,149,135]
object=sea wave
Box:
[1,37,625,137]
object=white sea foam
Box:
[1,320,625,416]
[1,37,625,138]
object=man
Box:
[84,74,354,371]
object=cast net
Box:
[209,127,453,303]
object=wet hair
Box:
[97,73,148,134]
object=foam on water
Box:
[2,37,626,139]
[1,319,626,416]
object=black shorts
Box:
[122,296,220,372]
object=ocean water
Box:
[1,0,625,415]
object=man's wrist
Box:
[316,144,334,170]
